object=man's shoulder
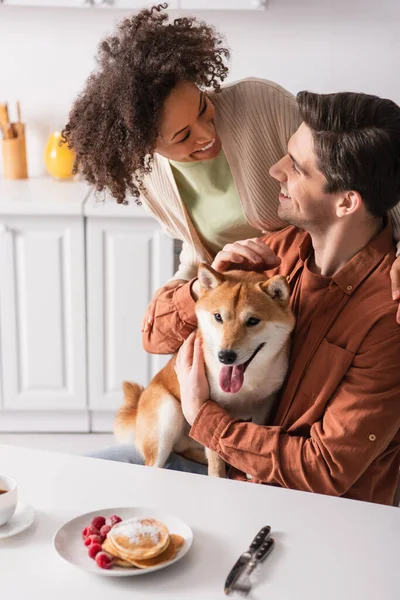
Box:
[262,226,307,276]
[327,242,400,353]
[353,256,400,347]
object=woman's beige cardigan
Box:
[138,78,400,280]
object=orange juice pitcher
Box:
[44,129,76,180]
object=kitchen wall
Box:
[1,0,399,177]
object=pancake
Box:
[102,532,184,569]
[131,534,185,569]
[102,538,133,568]
[108,517,170,561]
[114,557,135,568]
[106,534,171,566]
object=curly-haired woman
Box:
[64,2,400,335]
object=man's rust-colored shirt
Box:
[143,223,400,505]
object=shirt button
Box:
[369,434,376,442]
[347,285,353,291]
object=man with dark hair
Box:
[146,90,400,506]
[294,91,400,219]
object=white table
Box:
[1,444,399,599]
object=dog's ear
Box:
[259,275,290,306]
[198,264,225,290]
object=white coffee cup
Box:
[0,476,18,526]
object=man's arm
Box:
[190,329,400,496]
[142,279,198,354]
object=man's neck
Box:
[308,216,383,277]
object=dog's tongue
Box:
[219,364,245,393]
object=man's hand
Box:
[175,332,209,426]
[390,254,400,324]
[211,238,281,273]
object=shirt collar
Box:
[297,219,395,295]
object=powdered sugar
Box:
[112,518,162,545]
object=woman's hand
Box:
[390,254,400,324]
[141,279,187,332]
[175,332,209,426]
[211,238,281,273]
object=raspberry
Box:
[84,534,102,547]
[95,551,113,569]
[100,524,112,538]
[91,516,106,530]
[88,543,103,559]
[105,515,122,527]
[82,525,100,540]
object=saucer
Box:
[0,502,35,539]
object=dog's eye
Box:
[246,317,260,327]
[214,313,223,323]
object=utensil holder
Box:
[1,123,28,180]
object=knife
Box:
[224,525,271,595]
[233,537,275,595]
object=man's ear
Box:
[198,263,225,290]
[259,275,290,306]
[336,190,363,218]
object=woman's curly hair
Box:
[62,3,230,204]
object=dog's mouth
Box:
[219,343,265,394]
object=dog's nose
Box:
[218,350,237,365]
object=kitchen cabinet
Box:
[0,179,89,431]
[85,196,173,432]
[0,179,174,432]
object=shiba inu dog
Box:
[115,264,295,477]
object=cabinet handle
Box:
[251,0,268,7]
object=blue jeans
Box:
[86,444,208,476]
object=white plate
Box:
[53,506,193,577]
[0,502,35,539]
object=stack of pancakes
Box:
[102,517,184,569]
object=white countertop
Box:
[83,190,151,218]
[1,444,399,600]
[0,177,154,219]
[0,177,91,216]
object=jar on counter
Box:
[44,129,76,180]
